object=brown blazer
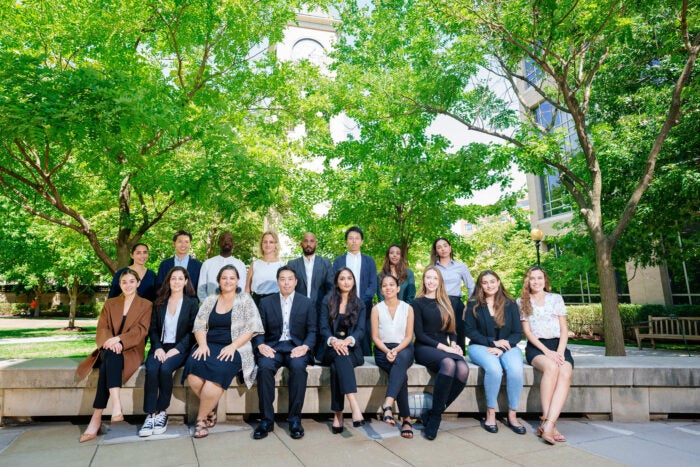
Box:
[77,295,152,382]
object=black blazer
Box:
[148,295,199,355]
[464,299,522,349]
[287,255,334,314]
[155,256,203,293]
[252,293,317,357]
[316,296,365,365]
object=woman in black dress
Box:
[183,265,264,438]
[139,266,199,437]
[413,266,468,440]
[318,267,366,433]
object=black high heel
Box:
[332,425,344,434]
[352,419,365,427]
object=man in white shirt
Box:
[252,266,316,440]
[197,232,247,302]
[286,232,334,315]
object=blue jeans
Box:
[468,345,523,410]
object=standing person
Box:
[287,232,334,317]
[252,266,316,440]
[155,230,203,292]
[197,232,247,303]
[412,266,468,440]
[377,244,416,304]
[371,274,415,439]
[245,231,283,308]
[431,237,475,355]
[108,243,157,301]
[77,269,152,442]
[183,265,263,438]
[465,270,525,435]
[332,226,377,356]
[318,268,366,433]
[518,266,573,445]
[139,266,199,437]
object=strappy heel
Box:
[540,419,556,445]
[205,409,218,428]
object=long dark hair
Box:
[128,243,149,265]
[381,244,408,283]
[327,268,362,328]
[470,270,513,327]
[155,266,196,307]
[430,237,453,265]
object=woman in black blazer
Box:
[465,270,525,435]
[139,266,199,437]
[318,267,366,433]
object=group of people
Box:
[77,226,573,445]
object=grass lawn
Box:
[0,327,97,339]
[0,338,97,359]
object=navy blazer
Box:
[316,297,366,365]
[148,295,199,355]
[287,255,334,314]
[253,293,317,356]
[155,256,203,293]
[464,299,522,349]
[332,254,377,307]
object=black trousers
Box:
[373,343,414,418]
[449,295,466,355]
[256,341,309,423]
[143,343,188,414]
[360,300,373,356]
[93,349,124,409]
[321,350,364,412]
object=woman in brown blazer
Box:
[79,268,152,442]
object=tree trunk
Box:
[593,239,626,356]
[32,278,44,317]
[67,276,79,329]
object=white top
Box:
[280,292,294,341]
[518,293,567,339]
[162,298,183,344]
[345,252,362,298]
[376,300,410,344]
[251,259,283,294]
[303,255,315,297]
[197,255,247,303]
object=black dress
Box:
[413,296,464,372]
[182,308,241,388]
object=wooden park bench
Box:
[634,316,700,349]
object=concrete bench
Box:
[1,356,698,424]
[633,316,700,349]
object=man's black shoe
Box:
[289,420,304,439]
[253,421,274,439]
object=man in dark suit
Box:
[286,232,334,316]
[332,226,377,356]
[155,230,202,292]
[252,266,317,440]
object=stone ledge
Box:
[1,356,699,423]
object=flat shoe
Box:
[506,420,527,435]
[480,419,498,433]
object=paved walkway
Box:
[1,416,698,466]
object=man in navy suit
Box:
[155,230,202,292]
[332,226,377,356]
[253,266,317,440]
[286,232,334,317]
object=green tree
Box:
[332,0,699,355]
[0,0,322,273]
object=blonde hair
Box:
[259,231,280,256]
[519,266,552,317]
[417,266,455,333]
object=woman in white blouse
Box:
[245,231,283,307]
[371,274,415,438]
[518,266,573,445]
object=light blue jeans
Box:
[468,344,524,410]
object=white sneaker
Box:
[153,411,168,435]
[139,414,155,437]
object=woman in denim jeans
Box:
[465,270,525,435]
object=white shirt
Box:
[377,300,410,344]
[162,298,183,344]
[280,292,294,341]
[303,255,315,298]
[197,255,247,303]
[345,252,362,298]
[250,259,283,294]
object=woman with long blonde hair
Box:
[412,266,468,440]
[518,266,573,445]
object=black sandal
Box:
[205,409,218,428]
[401,420,413,439]
[381,406,395,425]
[193,419,209,439]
